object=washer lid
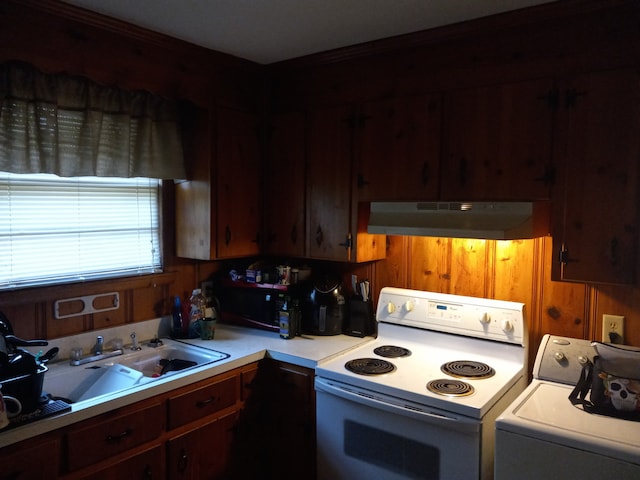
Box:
[509,382,640,464]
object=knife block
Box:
[345,298,375,337]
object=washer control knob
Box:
[554,352,566,362]
[387,303,396,314]
[501,319,513,332]
[404,301,415,312]
[479,312,491,324]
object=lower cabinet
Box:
[167,411,238,479]
[230,359,316,480]
[0,360,316,480]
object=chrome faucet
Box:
[70,335,123,366]
[130,332,141,351]
[93,335,104,355]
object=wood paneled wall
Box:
[372,235,640,371]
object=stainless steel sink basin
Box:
[42,340,229,404]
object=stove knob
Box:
[554,352,566,362]
[479,312,491,324]
[501,319,513,332]
[578,355,589,365]
[387,303,396,314]
[404,301,415,312]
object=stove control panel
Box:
[376,287,525,346]
[533,334,597,385]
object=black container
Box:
[344,299,376,337]
[302,275,346,336]
[1,363,47,413]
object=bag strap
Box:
[569,359,595,411]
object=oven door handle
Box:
[315,377,480,434]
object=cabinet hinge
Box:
[558,245,579,265]
[339,233,352,251]
[558,248,569,265]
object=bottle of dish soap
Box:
[188,288,207,337]
[171,295,183,338]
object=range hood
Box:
[367,201,551,240]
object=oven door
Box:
[315,377,482,480]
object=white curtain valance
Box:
[0,61,185,179]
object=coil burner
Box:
[373,345,412,358]
[427,379,475,397]
[345,358,396,376]
[441,360,495,379]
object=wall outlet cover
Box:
[602,314,625,344]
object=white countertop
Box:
[0,322,372,448]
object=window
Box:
[0,172,161,290]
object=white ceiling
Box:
[62,0,555,64]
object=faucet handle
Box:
[130,332,141,351]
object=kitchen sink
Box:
[42,340,229,404]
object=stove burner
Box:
[427,379,475,397]
[345,358,396,375]
[441,360,495,379]
[373,345,411,358]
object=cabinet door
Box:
[553,69,640,285]
[216,107,262,258]
[442,78,555,200]
[307,105,353,260]
[175,106,215,260]
[358,94,442,201]
[264,111,306,256]
[167,411,237,479]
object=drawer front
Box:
[66,402,164,471]
[82,444,165,480]
[168,375,238,429]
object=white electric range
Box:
[315,286,528,480]
[495,334,640,479]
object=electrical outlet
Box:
[602,314,625,343]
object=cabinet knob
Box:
[105,428,132,444]
[178,448,188,472]
[196,395,218,408]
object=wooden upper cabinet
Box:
[216,107,262,258]
[553,69,640,285]
[441,78,555,201]
[264,111,306,257]
[307,105,353,260]
[176,106,261,260]
[176,106,214,260]
[306,105,385,262]
[357,94,442,201]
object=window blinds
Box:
[0,173,161,289]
